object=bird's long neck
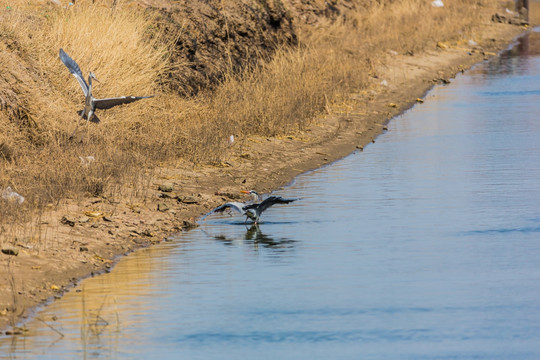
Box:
[87,75,93,97]
[250,192,261,202]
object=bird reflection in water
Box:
[209,224,296,251]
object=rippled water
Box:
[3,30,540,359]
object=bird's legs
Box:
[83,111,93,143]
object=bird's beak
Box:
[240,190,250,194]
[90,73,100,82]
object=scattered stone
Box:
[103,216,113,222]
[158,183,174,192]
[356,145,364,151]
[141,229,154,237]
[436,41,448,49]
[85,211,103,218]
[182,220,199,230]
[416,98,424,103]
[157,202,170,212]
[60,216,76,227]
[78,216,90,224]
[1,248,19,256]
[80,246,89,252]
[179,196,198,204]
[159,192,175,199]
[432,77,450,84]
[215,191,242,200]
[388,103,397,108]
[491,12,528,26]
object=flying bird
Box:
[206,190,298,224]
[59,48,154,125]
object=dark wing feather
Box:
[244,196,297,214]
[59,49,89,96]
[93,95,154,110]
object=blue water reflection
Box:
[2,30,540,359]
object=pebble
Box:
[78,216,90,224]
[158,183,174,192]
[182,220,199,230]
[157,203,170,212]
[60,216,76,227]
[179,196,198,204]
[1,248,18,256]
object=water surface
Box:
[2,30,540,359]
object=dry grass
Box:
[0,0,494,236]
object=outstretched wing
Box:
[59,48,89,96]
[93,95,154,110]
[211,202,246,215]
[244,196,297,214]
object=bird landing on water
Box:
[205,190,298,225]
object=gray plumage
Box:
[59,48,154,124]
[208,190,298,224]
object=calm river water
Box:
[3,30,540,359]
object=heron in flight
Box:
[207,190,298,224]
[59,48,154,126]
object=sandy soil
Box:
[0,20,526,333]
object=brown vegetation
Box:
[0,0,497,219]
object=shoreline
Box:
[0,22,527,333]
